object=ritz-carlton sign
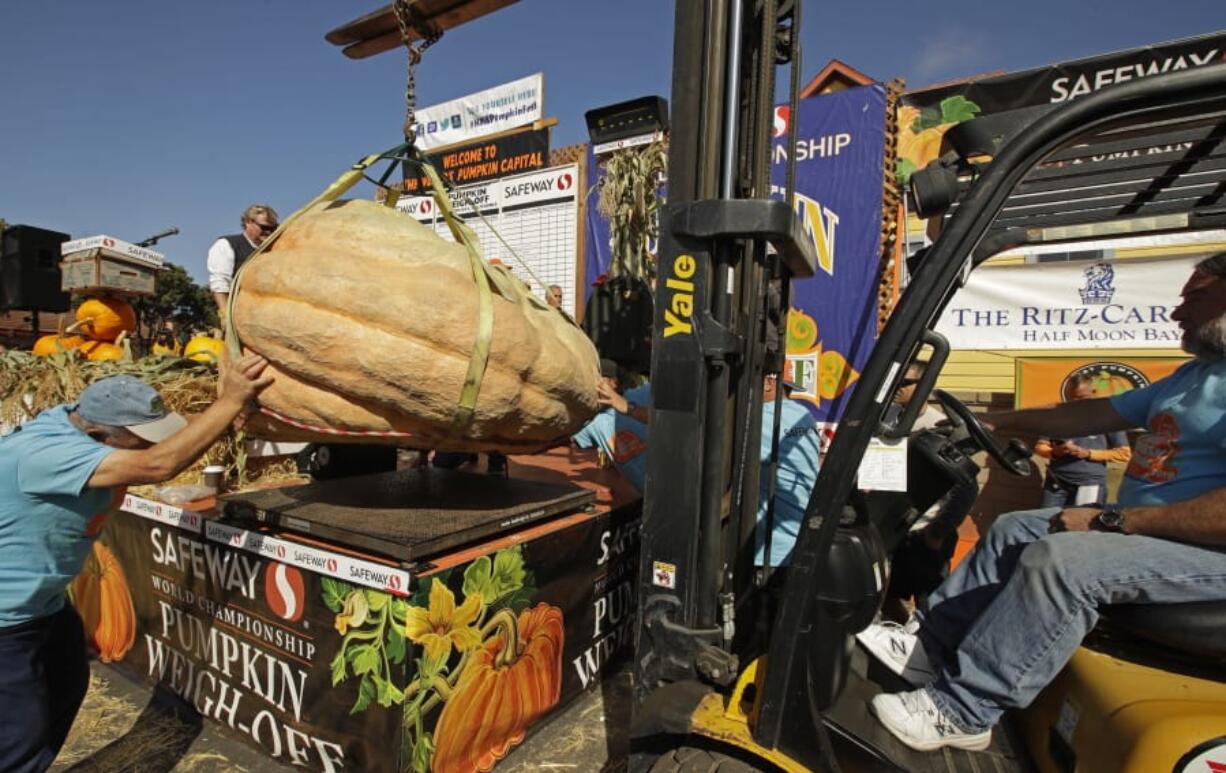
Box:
[935,255,1195,350]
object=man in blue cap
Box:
[0,354,272,772]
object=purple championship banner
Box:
[771,83,888,428]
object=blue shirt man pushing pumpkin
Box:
[0,355,272,772]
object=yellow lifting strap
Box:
[224,144,495,433]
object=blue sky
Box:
[1,0,1222,284]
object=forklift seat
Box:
[1104,600,1226,662]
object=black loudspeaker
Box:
[0,225,71,312]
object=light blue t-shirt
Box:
[571,384,652,491]
[754,398,822,567]
[1110,359,1226,507]
[0,406,116,625]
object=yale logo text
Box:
[663,254,697,337]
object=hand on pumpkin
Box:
[218,354,274,419]
[596,381,628,414]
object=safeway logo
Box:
[264,564,306,623]
[557,172,573,191]
[773,106,790,138]
[102,237,115,248]
[326,557,339,573]
[276,544,287,559]
[386,574,403,592]
[420,199,433,215]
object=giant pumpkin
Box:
[431,604,564,772]
[231,199,600,451]
[75,298,137,342]
[71,541,136,663]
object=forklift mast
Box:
[633,0,815,727]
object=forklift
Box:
[626,3,1226,772]
[327,2,1226,770]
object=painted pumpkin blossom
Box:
[334,589,370,636]
[406,578,483,660]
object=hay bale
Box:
[0,351,302,488]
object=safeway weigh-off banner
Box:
[89,495,640,772]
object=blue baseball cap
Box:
[76,376,187,443]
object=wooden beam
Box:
[326,0,520,60]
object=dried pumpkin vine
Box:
[324,544,538,773]
[596,141,667,282]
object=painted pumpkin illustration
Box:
[817,349,859,401]
[75,297,137,342]
[430,604,564,772]
[786,308,818,353]
[71,540,136,663]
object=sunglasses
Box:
[252,221,278,233]
[899,377,920,387]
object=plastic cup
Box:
[202,465,225,491]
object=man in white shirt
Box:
[206,204,279,314]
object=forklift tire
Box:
[649,746,766,773]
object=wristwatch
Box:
[1094,507,1127,533]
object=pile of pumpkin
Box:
[31,296,226,364]
[32,297,135,361]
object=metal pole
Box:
[696,0,746,628]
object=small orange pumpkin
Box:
[75,298,137,342]
[32,334,85,356]
[71,541,136,663]
[183,335,225,364]
[80,340,125,362]
[431,604,564,773]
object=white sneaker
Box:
[870,688,992,752]
[855,620,937,686]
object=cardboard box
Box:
[60,254,157,297]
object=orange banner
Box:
[1015,357,1188,409]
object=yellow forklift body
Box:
[1022,646,1226,773]
[689,658,809,772]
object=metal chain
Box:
[393,0,444,142]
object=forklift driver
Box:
[572,361,821,566]
[858,253,1226,753]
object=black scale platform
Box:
[219,468,596,563]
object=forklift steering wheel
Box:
[932,389,1032,477]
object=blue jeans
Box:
[915,508,1226,731]
[0,604,91,772]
